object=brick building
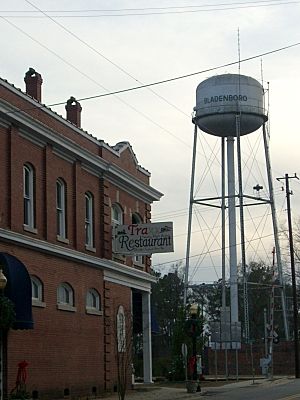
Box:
[0,68,162,399]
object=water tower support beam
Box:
[236,114,249,343]
[184,123,198,307]
[227,136,238,324]
[262,123,289,340]
[221,137,226,310]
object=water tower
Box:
[184,74,288,343]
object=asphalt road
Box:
[202,377,300,399]
[108,377,300,400]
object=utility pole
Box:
[277,173,299,378]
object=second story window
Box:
[23,163,35,229]
[112,203,123,226]
[112,204,123,256]
[85,192,94,248]
[56,179,67,239]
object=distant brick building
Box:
[0,68,162,399]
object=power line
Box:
[2,6,300,199]
[2,0,299,17]
[23,0,189,118]
[0,14,192,149]
[2,8,300,114]
[151,230,288,268]
[2,2,193,153]
[152,202,286,221]
[45,41,300,107]
[1,0,295,13]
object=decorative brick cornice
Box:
[0,99,162,204]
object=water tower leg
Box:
[236,115,249,343]
[262,123,289,340]
[184,124,198,307]
[227,136,238,324]
[221,137,226,310]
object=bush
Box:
[168,355,185,381]
[152,357,171,378]
[0,296,15,330]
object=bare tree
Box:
[280,218,300,273]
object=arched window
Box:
[23,163,35,229]
[86,288,102,315]
[85,192,94,248]
[132,213,144,265]
[117,305,126,352]
[112,203,123,226]
[31,276,43,301]
[31,275,46,308]
[56,178,67,239]
[112,203,124,257]
[57,282,74,306]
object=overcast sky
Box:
[1,0,300,283]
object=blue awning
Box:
[0,253,34,330]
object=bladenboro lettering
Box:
[204,94,247,104]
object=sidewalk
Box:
[104,376,293,400]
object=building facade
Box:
[0,68,162,399]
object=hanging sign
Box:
[113,222,174,255]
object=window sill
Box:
[112,254,126,263]
[86,308,103,316]
[57,235,70,244]
[23,225,38,234]
[133,261,145,268]
[32,299,46,308]
[133,265,145,271]
[57,304,77,312]
[85,245,96,253]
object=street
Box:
[202,378,300,399]
[115,378,300,400]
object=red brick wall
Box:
[100,147,149,184]
[0,84,149,185]
[103,281,132,391]
[0,125,9,228]
[0,76,154,399]
[0,122,151,271]
[0,242,106,398]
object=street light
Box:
[0,269,7,291]
[0,267,7,400]
[190,303,198,317]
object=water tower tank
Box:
[194,74,268,137]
